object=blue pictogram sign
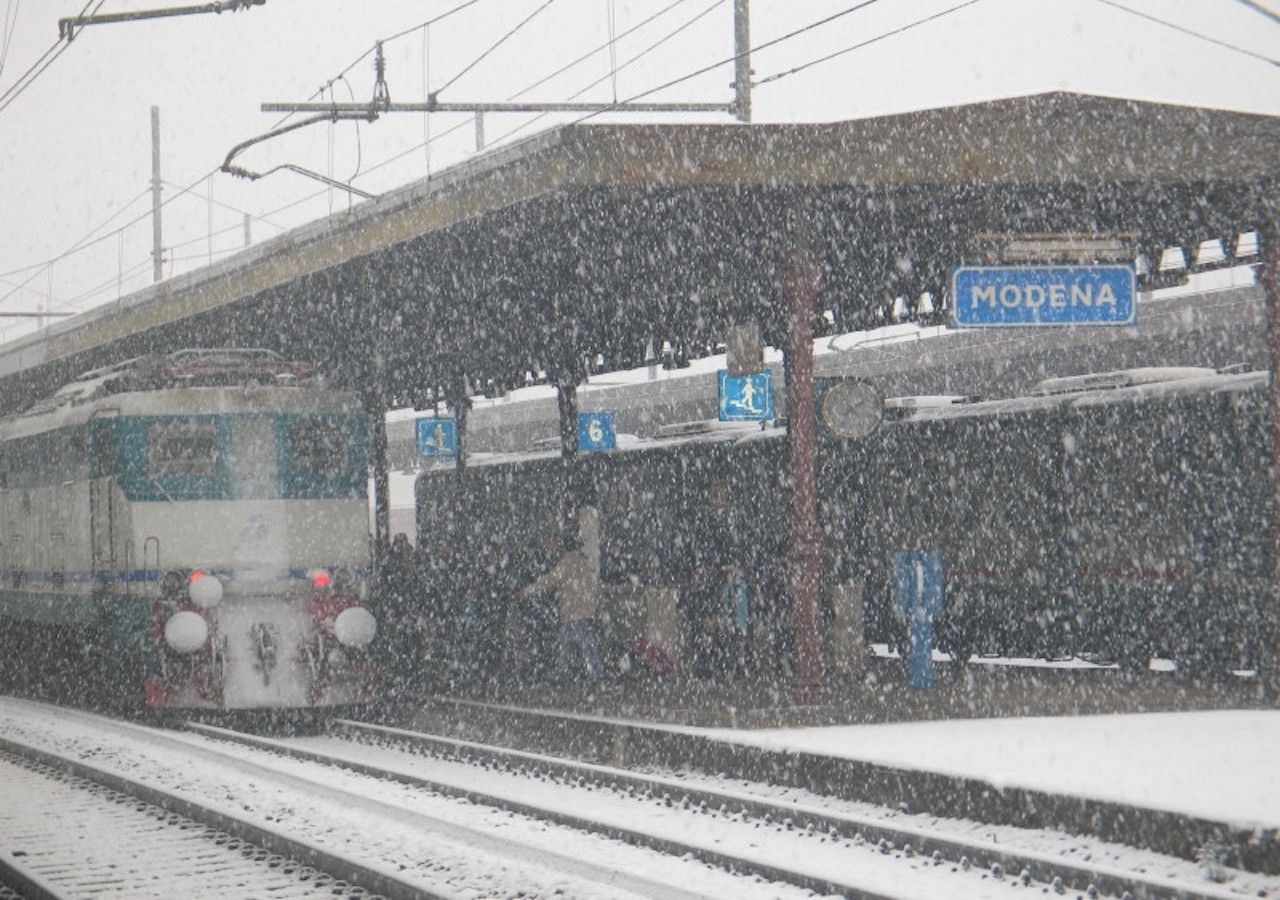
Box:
[952,265,1136,327]
[892,550,945,689]
[718,370,773,421]
[415,417,458,457]
[577,412,616,452]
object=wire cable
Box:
[489,0,726,147]
[0,0,21,79]
[433,0,559,96]
[513,0,690,99]
[517,0,885,140]
[1235,0,1280,28]
[0,0,104,114]
[0,168,216,307]
[1095,0,1279,67]
[160,179,286,230]
[267,0,488,132]
[755,0,984,86]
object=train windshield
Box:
[288,417,350,476]
[147,420,218,477]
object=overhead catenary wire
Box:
[754,0,985,86]
[520,0,889,137]
[1234,0,1280,29]
[267,0,488,132]
[432,0,559,96]
[0,0,104,115]
[488,0,727,148]
[0,0,21,79]
[161,179,286,231]
[513,0,691,100]
[1095,0,1279,67]
[0,167,219,308]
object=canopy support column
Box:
[447,375,470,475]
[1263,220,1280,693]
[557,382,579,461]
[785,244,826,705]
[367,394,391,569]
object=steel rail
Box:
[193,718,1245,900]
[0,700,708,900]
[189,720,901,899]
[0,732,441,900]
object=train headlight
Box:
[188,571,223,609]
[164,611,209,653]
[332,606,376,648]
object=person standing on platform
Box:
[517,534,604,682]
[380,532,418,696]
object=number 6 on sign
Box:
[577,412,616,452]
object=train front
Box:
[103,360,378,711]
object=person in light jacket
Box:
[517,536,604,681]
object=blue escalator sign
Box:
[415,417,458,457]
[718,369,773,421]
[952,265,1136,327]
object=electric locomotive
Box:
[0,349,377,710]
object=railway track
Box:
[0,739,403,899]
[190,716,1270,900]
[2,697,1271,899]
[0,699,801,899]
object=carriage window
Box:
[149,421,218,477]
[289,418,348,476]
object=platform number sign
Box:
[718,369,773,421]
[577,412,616,452]
[415,417,458,457]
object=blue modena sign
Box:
[952,265,1136,327]
[577,412,617,452]
[718,370,773,421]
[415,417,458,457]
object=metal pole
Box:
[733,0,751,123]
[452,381,469,475]
[151,106,163,282]
[785,243,825,705]
[369,399,391,566]
[557,382,578,461]
[243,212,251,247]
[475,112,485,151]
[1262,220,1280,693]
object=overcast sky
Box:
[0,0,1276,344]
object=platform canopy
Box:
[0,90,1276,413]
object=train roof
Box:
[0,348,349,439]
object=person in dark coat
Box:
[380,532,419,696]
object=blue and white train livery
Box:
[0,349,376,710]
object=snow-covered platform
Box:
[696,709,1280,831]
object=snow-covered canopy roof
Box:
[0,91,1274,415]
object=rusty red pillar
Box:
[785,245,826,705]
[1262,221,1280,693]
